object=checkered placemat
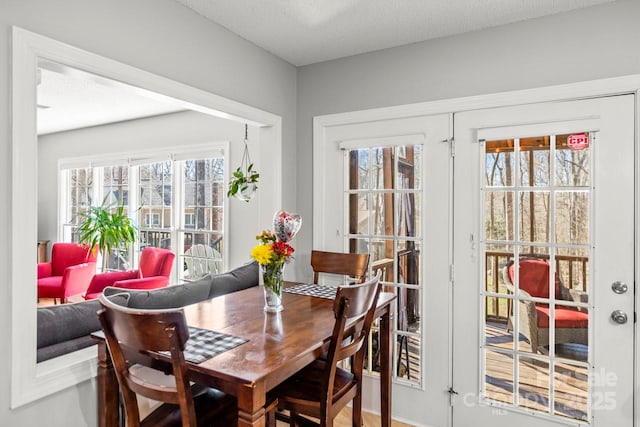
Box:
[283,283,337,299]
[161,326,248,364]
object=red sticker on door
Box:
[567,133,589,151]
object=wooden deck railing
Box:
[485,251,589,323]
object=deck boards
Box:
[484,323,588,421]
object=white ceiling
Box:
[173,0,616,66]
[37,61,184,135]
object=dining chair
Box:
[310,250,370,285]
[269,270,382,427]
[97,294,237,427]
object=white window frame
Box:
[185,213,195,227]
[58,145,229,281]
[145,212,161,227]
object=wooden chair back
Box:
[310,250,370,284]
[323,271,381,413]
[97,294,196,427]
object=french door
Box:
[314,114,452,426]
[452,96,635,426]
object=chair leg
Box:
[265,398,278,427]
[353,387,363,427]
[289,411,297,427]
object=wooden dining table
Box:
[94,283,396,427]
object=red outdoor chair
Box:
[37,242,98,304]
[503,257,589,353]
[84,247,175,300]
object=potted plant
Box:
[227,163,259,202]
[76,196,138,271]
[228,124,259,202]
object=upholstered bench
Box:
[37,261,259,362]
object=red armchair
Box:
[83,247,175,300]
[503,257,589,353]
[38,243,98,304]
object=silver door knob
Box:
[611,281,628,294]
[611,310,628,324]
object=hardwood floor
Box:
[275,407,415,426]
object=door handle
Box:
[611,281,628,294]
[611,310,628,325]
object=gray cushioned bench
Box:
[37,261,259,362]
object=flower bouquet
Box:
[250,211,301,312]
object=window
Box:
[60,163,131,270]
[59,147,226,278]
[138,160,173,251]
[184,213,195,227]
[180,158,225,280]
[145,213,161,226]
[61,166,93,242]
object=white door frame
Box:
[314,77,640,427]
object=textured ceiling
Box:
[173,0,616,66]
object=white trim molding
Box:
[11,26,282,407]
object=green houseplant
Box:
[227,163,259,201]
[76,197,138,271]
[227,123,259,202]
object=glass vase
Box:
[262,264,284,313]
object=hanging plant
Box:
[228,124,260,202]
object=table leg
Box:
[379,306,392,427]
[237,383,267,427]
[97,342,119,427]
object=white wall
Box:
[294,0,640,282]
[38,110,261,268]
[0,0,296,425]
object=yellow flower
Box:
[251,244,274,265]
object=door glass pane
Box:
[349,149,370,190]
[554,361,589,421]
[519,136,550,187]
[484,348,514,405]
[347,144,423,386]
[555,134,590,187]
[485,140,514,187]
[555,191,589,245]
[518,355,549,412]
[352,193,369,235]
[518,191,550,243]
[485,296,513,351]
[482,133,591,419]
[485,191,515,241]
